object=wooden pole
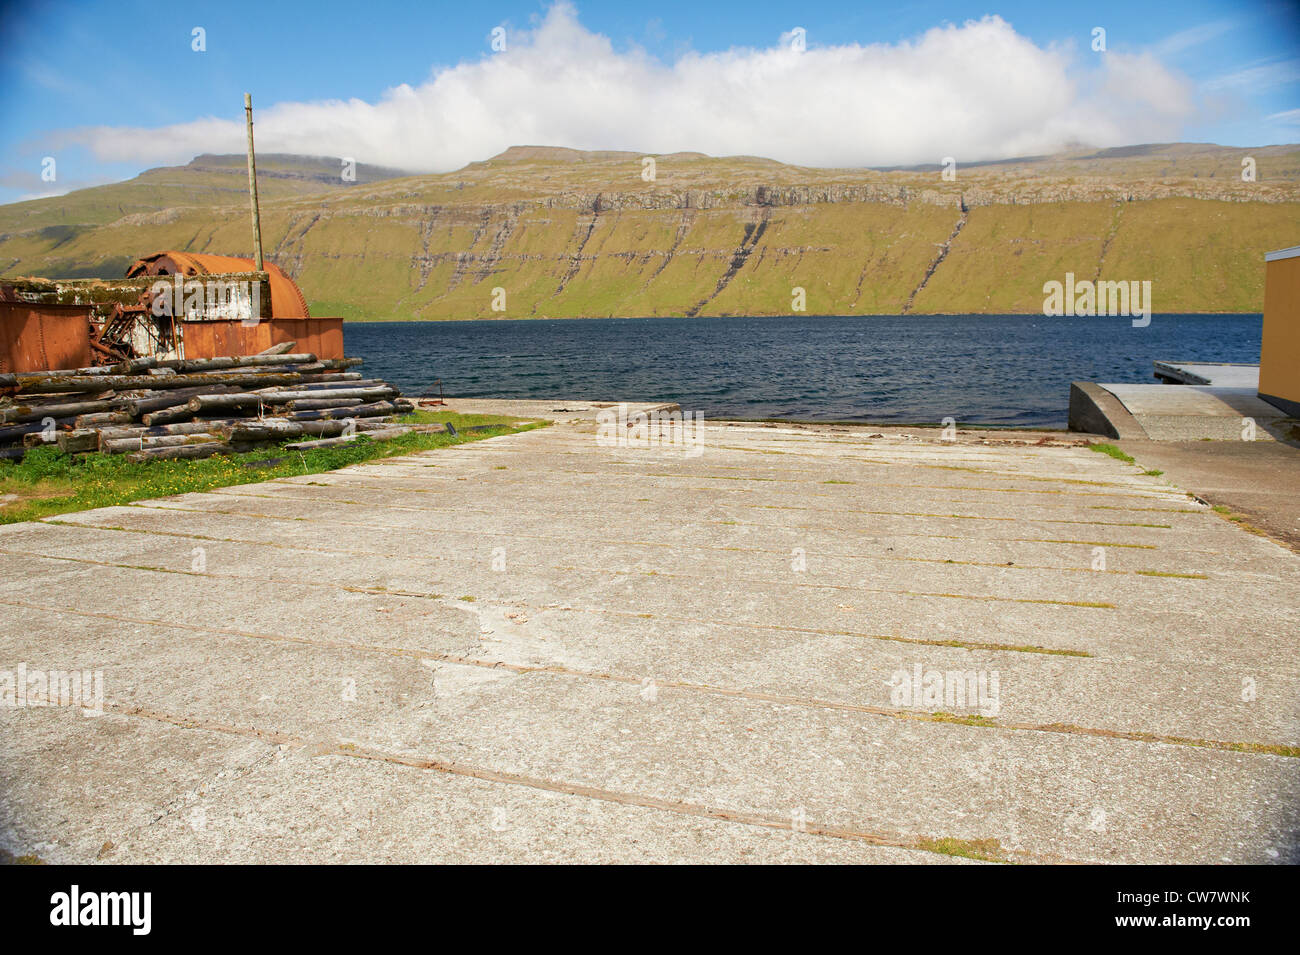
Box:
[244,93,265,271]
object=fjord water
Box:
[346,314,1263,428]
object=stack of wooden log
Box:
[0,346,419,462]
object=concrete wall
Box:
[1261,247,1300,416]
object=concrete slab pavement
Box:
[1,409,1297,864]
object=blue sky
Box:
[1,0,1297,204]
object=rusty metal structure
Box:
[0,295,94,374]
[1,252,341,372]
[125,251,310,318]
[92,288,171,364]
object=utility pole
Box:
[244,93,264,271]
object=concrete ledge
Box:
[1152,361,1260,388]
[1068,381,1145,439]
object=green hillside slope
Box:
[2,144,1297,317]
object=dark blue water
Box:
[345,314,1263,428]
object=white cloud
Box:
[49,2,1198,172]
[1151,20,1236,58]
[1204,58,1300,92]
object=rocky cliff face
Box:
[3,144,1298,319]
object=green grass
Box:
[929,712,998,727]
[1088,442,1135,464]
[871,632,1092,657]
[915,836,1008,863]
[1210,503,1267,537]
[397,408,533,429]
[0,413,541,525]
[1142,468,1164,477]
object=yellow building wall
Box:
[1260,249,1300,414]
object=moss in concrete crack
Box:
[1088,442,1135,463]
[871,632,1092,657]
[929,712,998,727]
[916,836,1008,862]
[1210,504,1267,537]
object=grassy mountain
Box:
[2,143,1297,317]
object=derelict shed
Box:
[125,251,342,362]
[1,250,342,372]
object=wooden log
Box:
[257,341,296,355]
[280,393,407,413]
[199,361,319,376]
[281,423,423,448]
[125,442,233,462]
[124,386,236,417]
[187,394,267,414]
[282,434,365,450]
[276,362,326,373]
[292,371,365,384]
[103,433,218,454]
[142,406,198,427]
[56,430,100,454]
[16,372,305,395]
[221,418,353,442]
[285,401,400,421]
[349,419,442,436]
[0,398,123,424]
[153,353,316,372]
[282,397,372,411]
[275,375,374,389]
[98,419,244,442]
[1,417,73,444]
[256,386,395,404]
[6,360,141,380]
[111,357,158,374]
[253,378,377,395]
[22,430,58,448]
[360,425,417,440]
[75,411,132,428]
[354,417,403,431]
